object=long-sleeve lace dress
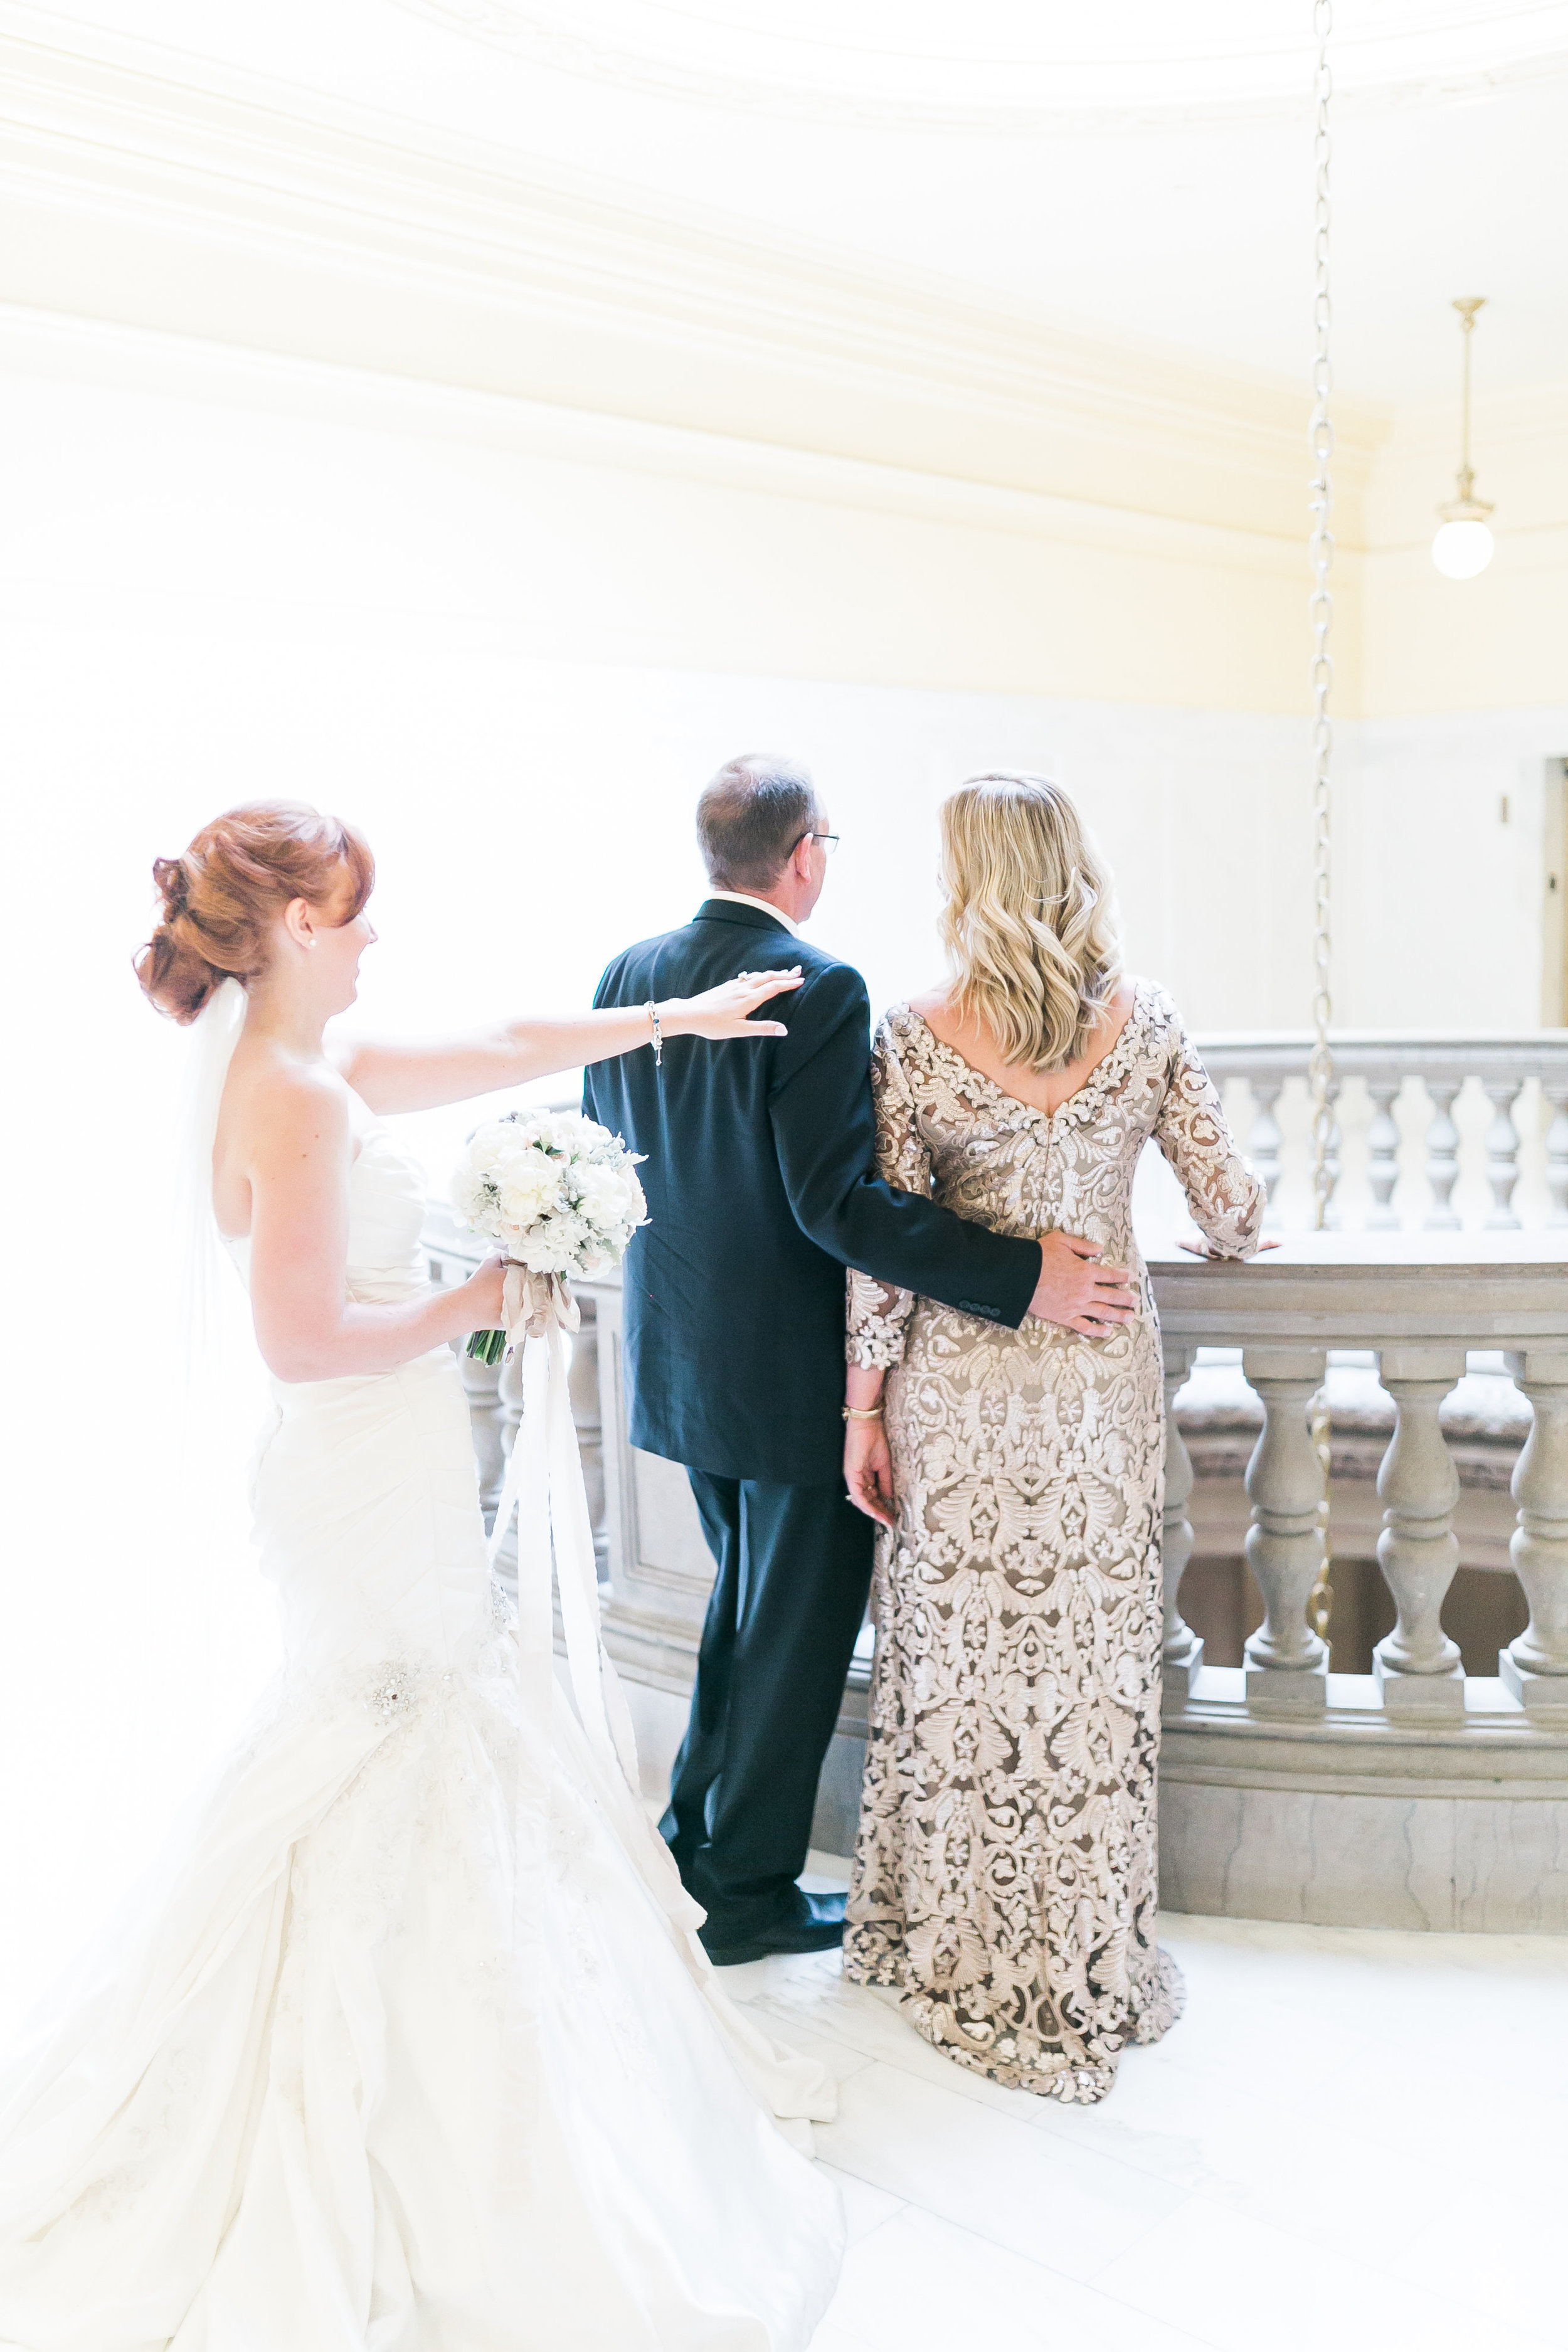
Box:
[844,980,1263,2104]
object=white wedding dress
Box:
[0,1011,842,2350]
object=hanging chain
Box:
[1306,0,1336,1648]
[1307,0,1335,1233]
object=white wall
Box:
[3,319,1564,2032]
[5,331,1557,1052]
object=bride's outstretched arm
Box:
[245,1069,507,1382]
[336,969,803,1115]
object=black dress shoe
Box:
[700,1889,847,1967]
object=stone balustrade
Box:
[1153,1232,1568,1931]
[1191,1030,1568,1232]
[424,1202,1568,1929]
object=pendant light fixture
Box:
[1431,297,1495,580]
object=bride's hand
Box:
[667,968,804,1041]
[461,1253,510,1330]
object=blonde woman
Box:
[841,773,1264,2105]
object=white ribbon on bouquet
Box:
[484,1265,643,1808]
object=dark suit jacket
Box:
[583,898,1042,1485]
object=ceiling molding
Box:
[1361,379,1568,548]
[386,0,1568,135]
[1372,379,1568,457]
[0,300,1335,581]
[0,15,1389,538]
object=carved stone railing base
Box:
[1373,1658,1466,1717]
[1498,1655,1568,1717]
[1160,1670,1568,1931]
[1241,1662,1328,1715]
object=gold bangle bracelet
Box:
[842,1404,884,1421]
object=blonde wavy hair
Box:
[938,773,1122,1073]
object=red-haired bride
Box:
[0,802,840,2349]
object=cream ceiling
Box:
[12,0,1568,403]
[384,0,1568,123]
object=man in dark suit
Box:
[584,753,1135,1964]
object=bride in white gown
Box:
[0,800,843,2351]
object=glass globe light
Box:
[1431,516,1495,580]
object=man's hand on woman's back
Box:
[1027,1232,1138,1337]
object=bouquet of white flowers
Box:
[451,1108,647,1364]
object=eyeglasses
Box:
[793,831,839,857]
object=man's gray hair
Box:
[696,754,819,893]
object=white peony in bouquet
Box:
[452,1108,647,1364]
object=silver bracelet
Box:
[645,1000,662,1066]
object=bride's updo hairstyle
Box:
[938,772,1121,1073]
[136,799,374,1024]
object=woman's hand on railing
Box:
[1176,1236,1283,1257]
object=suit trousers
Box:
[660,1471,874,1936]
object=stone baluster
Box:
[458,1345,508,1530]
[1483,1078,1526,1229]
[1365,1075,1402,1230]
[1241,1349,1330,1712]
[488,1345,526,1598]
[1160,1341,1202,1703]
[1246,1079,1284,1222]
[1423,1079,1463,1230]
[1500,1352,1568,1715]
[568,1295,608,1583]
[1545,1084,1568,1227]
[1371,1349,1465,1715]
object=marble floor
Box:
[722,1860,1568,2352]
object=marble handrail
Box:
[1191,1029,1568,1232]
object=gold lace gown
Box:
[844,980,1263,2103]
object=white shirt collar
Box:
[704,890,801,939]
